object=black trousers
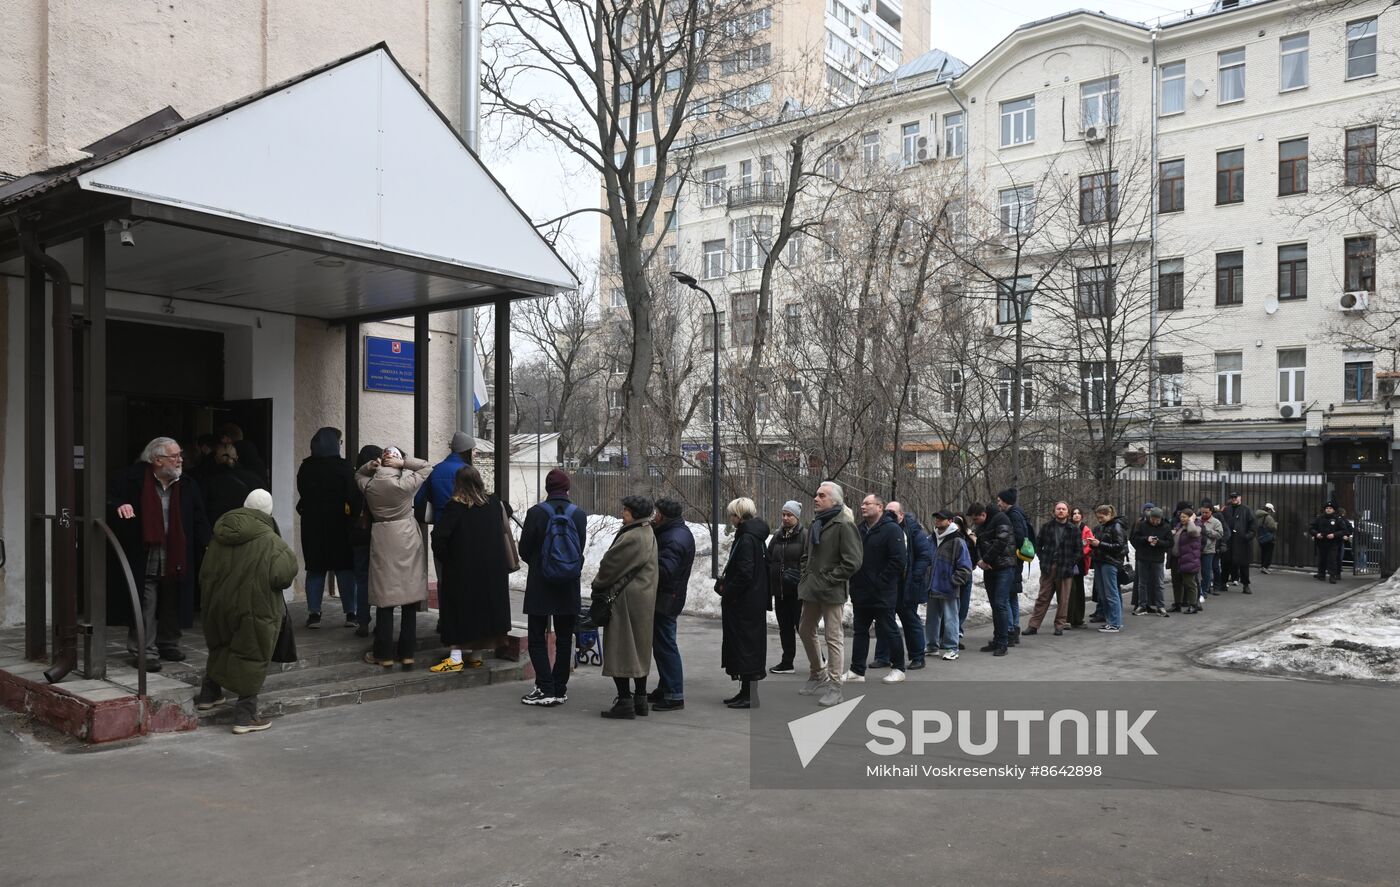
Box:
[1229,551,1251,587]
[1316,541,1343,578]
[373,603,419,660]
[851,605,904,673]
[1259,542,1276,570]
[527,613,576,697]
[773,596,802,667]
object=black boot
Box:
[601,696,636,719]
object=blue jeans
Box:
[1094,564,1122,628]
[985,568,1014,648]
[1199,552,1216,595]
[652,613,684,700]
[1009,566,1023,633]
[926,595,960,652]
[351,545,371,625]
[851,605,904,673]
[958,580,973,635]
[876,600,926,663]
[306,569,356,617]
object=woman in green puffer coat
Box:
[194,489,299,734]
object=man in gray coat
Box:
[798,481,863,708]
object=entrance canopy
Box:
[0,43,576,317]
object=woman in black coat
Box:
[296,427,356,628]
[718,497,770,709]
[428,465,512,671]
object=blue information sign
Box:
[364,336,416,393]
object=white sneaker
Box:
[942,651,959,661]
[798,676,827,696]
[817,684,843,707]
[881,669,907,684]
[841,670,866,683]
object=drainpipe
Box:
[943,80,970,238]
[13,219,79,683]
[458,0,483,446]
[1148,28,1160,467]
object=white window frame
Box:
[1081,361,1108,414]
[1159,61,1185,115]
[998,185,1035,235]
[1000,97,1036,147]
[901,122,920,166]
[1216,352,1243,406]
[701,167,726,207]
[1279,33,1309,92]
[944,112,965,158]
[997,367,1033,415]
[996,276,1033,324]
[784,302,802,338]
[1278,349,1306,402]
[702,239,726,279]
[942,367,964,413]
[1218,48,1246,104]
[1157,355,1184,407]
[1080,76,1120,130]
[861,131,880,165]
[610,287,627,309]
[1346,18,1378,80]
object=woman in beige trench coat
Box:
[593,495,659,720]
[357,447,431,668]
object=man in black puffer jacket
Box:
[846,493,908,683]
[968,502,1016,655]
[650,498,696,711]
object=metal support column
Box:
[494,297,511,508]
[413,311,430,460]
[344,320,360,463]
[82,227,108,678]
[23,258,47,661]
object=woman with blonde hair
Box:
[429,465,513,672]
[717,497,770,709]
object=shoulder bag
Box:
[501,501,521,573]
[579,565,644,631]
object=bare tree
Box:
[515,279,609,458]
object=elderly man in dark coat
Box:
[297,427,356,629]
[1222,492,1257,592]
[109,436,212,671]
[845,493,908,684]
[194,489,299,734]
[518,469,589,707]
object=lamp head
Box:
[669,270,699,289]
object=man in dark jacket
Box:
[765,500,807,675]
[1222,492,1256,592]
[518,468,589,706]
[845,494,908,683]
[998,488,1031,643]
[1309,501,1350,583]
[1130,507,1170,615]
[1027,501,1081,636]
[110,436,212,670]
[969,502,1016,655]
[649,498,696,710]
[873,502,932,669]
[201,441,268,526]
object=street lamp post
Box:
[671,270,721,580]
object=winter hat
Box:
[1142,501,1157,512]
[1147,506,1164,520]
[450,431,474,454]
[1324,500,1338,510]
[782,499,803,519]
[545,468,571,495]
[1264,503,1275,513]
[244,489,274,515]
[996,487,1018,505]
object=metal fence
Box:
[565,468,1391,576]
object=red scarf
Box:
[141,467,187,579]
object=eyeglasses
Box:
[156,452,184,461]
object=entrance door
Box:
[211,399,274,488]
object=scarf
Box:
[809,505,843,547]
[141,467,187,579]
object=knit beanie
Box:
[782,499,803,519]
[996,487,1018,505]
[545,468,571,495]
[450,431,474,454]
[244,489,274,515]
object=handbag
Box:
[271,606,298,663]
[1118,560,1136,588]
[501,501,521,573]
[579,566,644,631]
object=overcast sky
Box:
[483,0,1207,275]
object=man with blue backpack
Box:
[518,468,588,707]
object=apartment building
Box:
[623,0,1396,480]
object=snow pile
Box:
[1202,575,1400,681]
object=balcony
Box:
[727,181,786,209]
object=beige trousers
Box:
[799,601,845,682]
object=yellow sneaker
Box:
[429,657,464,673]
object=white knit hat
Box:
[243,489,274,515]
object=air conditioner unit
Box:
[850,25,859,37]
[1084,125,1105,143]
[916,147,929,162]
[1339,290,1370,312]
[861,1,870,10]
[872,47,882,57]
[1182,407,1201,422]
[1278,400,1305,419]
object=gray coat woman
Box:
[593,496,659,719]
[356,449,431,667]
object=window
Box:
[1156,451,1183,476]
[1218,48,1246,103]
[610,287,627,309]
[1158,355,1184,407]
[664,210,676,233]
[737,158,754,188]
[1215,451,1243,472]
[1080,361,1108,413]
[1216,352,1243,405]
[1159,259,1184,311]
[998,185,1035,234]
[662,244,677,269]
[635,179,654,201]
[1345,236,1375,293]
[784,303,802,338]
[1080,76,1120,130]
[607,389,623,412]
[721,43,771,75]
[1280,34,1309,91]
[1216,149,1244,204]
[702,239,725,279]
[610,356,627,376]
[861,131,880,165]
[997,367,1034,414]
[1077,265,1114,317]
[826,64,856,99]
[1345,360,1374,402]
[942,367,964,413]
[731,291,758,346]
[944,112,965,158]
[664,69,683,91]
[663,173,680,197]
[1216,251,1244,305]
[1278,138,1308,195]
[1346,18,1378,80]
[784,379,803,417]
[1160,61,1185,115]
[996,276,1033,324]
[1000,97,1035,147]
[700,310,727,351]
[1159,159,1185,212]
[1278,348,1306,402]
[784,234,802,264]
[820,140,843,179]
[1346,126,1377,186]
[1278,244,1308,301]
[901,123,920,166]
[732,217,771,272]
[701,167,726,207]
[1079,171,1119,224]
[1273,451,1307,472]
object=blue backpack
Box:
[539,502,584,581]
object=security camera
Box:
[119,219,135,248]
